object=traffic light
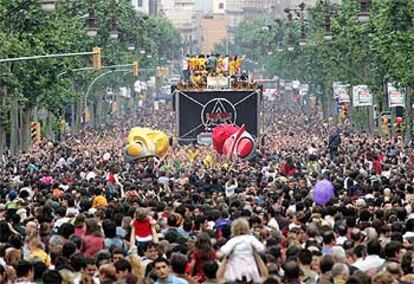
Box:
[59,119,66,133]
[381,115,388,126]
[340,104,349,117]
[395,117,404,136]
[381,113,390,134]
[132,61,139,77]
[92,47,102,71]
[31,122,41,143]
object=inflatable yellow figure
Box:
[124,127,169,161]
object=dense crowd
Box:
[0,96,413,284]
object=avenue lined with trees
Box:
[219,0,414,141]
[0,0,181,154]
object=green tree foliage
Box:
[0,0,181,115]
[227,0,414,125]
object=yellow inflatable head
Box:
[124,127,169,161]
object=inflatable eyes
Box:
[237,137,254,158]
[127,143,143,157]
[214,124,255,161]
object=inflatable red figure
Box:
[212,124,255,161]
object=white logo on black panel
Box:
[201,98,237,128]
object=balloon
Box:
[212,124,239,154]
[212,124,255,161]
[103,153,111,161]
[222,125,255,161]
[312,180,334,206]
[124,127,169,162]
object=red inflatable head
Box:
[395,117,403,125]
[212,124,255,161]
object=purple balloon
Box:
[312,180,334,206]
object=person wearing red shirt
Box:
[373,155,382,175]
[82,218,104,259]
[130,208,158,247]
[189,233,216,283]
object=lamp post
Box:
[324,14,333,41]
[128,36,136,51]
[109,0,119,40]
[285,2,307,47]
[39,0,56,12]
[299,23,307,46]
[287,31,295,52]
[86,0,97,37]
[357,0,370,23]
[109,14,119,40]
[321,0,335,41]
[85,0,118,40]
[298,2,307,46]
[276,43,284,53]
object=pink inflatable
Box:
[212,124,255,161]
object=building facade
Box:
[213,0,227,15]
[157,0,202,54]
[226,0,276,42]
[131,0,158,15]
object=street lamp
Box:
[285,2,307,47]
[39,0,56,12]
[109,14,119,40]
[287,34,295,52]
[357,0,370,23]
[298,2,307,46]
[86,0,97,37]
[299,23,307,46]
[324,14,333,41]
[128,38,136,51]
[128,45,135,51]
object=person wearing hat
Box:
[6,190,18,210]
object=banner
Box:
[207,76,229,89]
[352,85,373,107]
[299,84,309,96]
[388,83,406,108]
[174,90,259,144]
[333,82,350,103]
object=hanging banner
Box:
[333,82,350,103]
[352,85,373,107]
[299,84,309,96]
[388,83,406,108]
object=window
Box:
[219,3,224,9]
[138,0,143,7]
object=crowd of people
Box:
[0,94,413,284]
[180,54,251,90]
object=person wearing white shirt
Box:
[352,240,385,272]
[336,225,348,246]
[223,56,229,73]
[220,218,265,284]
[225,177,238,197]
[182,55,190,82]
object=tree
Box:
[228,0,413,135]
[0,0,182,152]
